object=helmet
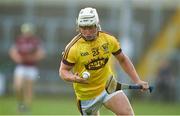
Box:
[21,23,35,35]
[77,7,101,30]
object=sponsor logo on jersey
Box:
[85,57,109,70]
[80,52,89,56]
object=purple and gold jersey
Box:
[62,31,121,100]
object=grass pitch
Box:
[0,95,180,115]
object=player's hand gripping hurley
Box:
[105,76,154,94]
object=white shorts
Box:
[77,90,123,115]
[14,65,39,80]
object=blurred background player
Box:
[154,59,176,102]
[59,7,149,115]
[9,23,46,113]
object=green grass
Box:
[132,100,180,115]
[0,96,180,115]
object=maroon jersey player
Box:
[9,23,45,113]
[15,33,41,65]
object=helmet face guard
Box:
[81,32,97,41]
[77,7,101,40]
[79,25,98,41]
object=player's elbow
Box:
[59,68,66,81]
[59,61,73,81]
[59,69,63,79]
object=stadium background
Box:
[0,0,180,115]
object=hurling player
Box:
[59,7,149,115]
[9,23,45,113]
